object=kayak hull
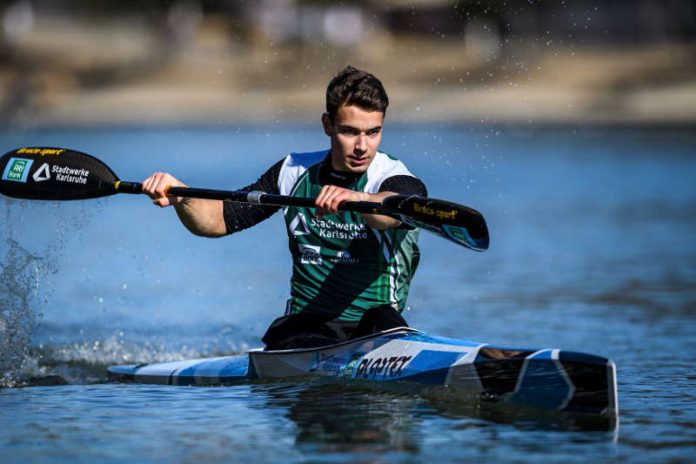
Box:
[107,328,618,419]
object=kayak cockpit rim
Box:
[249,326,423,355]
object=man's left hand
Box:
[314,185,366,217]
[314,186,402,230]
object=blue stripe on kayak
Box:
[218,356,249,378]
[529,349,554,360]
[402,350,465,384]
[175,356,248,379]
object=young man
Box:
[143,66,427,349]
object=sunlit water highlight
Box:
[1,126,694,462]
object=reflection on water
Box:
[0,379,619,463]
[269,379,618,439]
[256,382,422,453]
[429,390,618,434]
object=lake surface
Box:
[1,125,695,462]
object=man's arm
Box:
[142,172,227,237]
[142,159,285,238]
[221,159,283,234]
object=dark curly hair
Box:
[325,66,389,122]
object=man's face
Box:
[323,104,384,173]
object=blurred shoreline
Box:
[2,15,696,129]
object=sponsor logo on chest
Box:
[299,244,322,264]
[288,212,369,241]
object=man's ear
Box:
[321,113,333,136]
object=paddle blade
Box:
[381,195,490,251]
[0,147,121,200]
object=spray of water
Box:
[0,237,43,387]
[0,198,64,387]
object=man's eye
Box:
[340,128,359,136]
[367,129,381,137]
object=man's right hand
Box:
[142,172,226,237]
[142,172,188,207]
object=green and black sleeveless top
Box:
[223,150,426,322]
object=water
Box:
[1,125,695,462]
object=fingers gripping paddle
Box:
[0,147,489,251]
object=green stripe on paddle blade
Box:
[0,147,122,200]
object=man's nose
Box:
[355,133,367,152]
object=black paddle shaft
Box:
[167,186,381,215]
[112,181,381,214]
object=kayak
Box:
[107,327,618,419]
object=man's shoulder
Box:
[370,151,415,177]
[278,149,328,195]
[284,150,328,169]
[364,151,416,193]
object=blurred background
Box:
[1,0,695,127]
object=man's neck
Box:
[320,155,363,187]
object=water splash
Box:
[22,329,249,385]
[0,238,43,387]
[0,198,69,387]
